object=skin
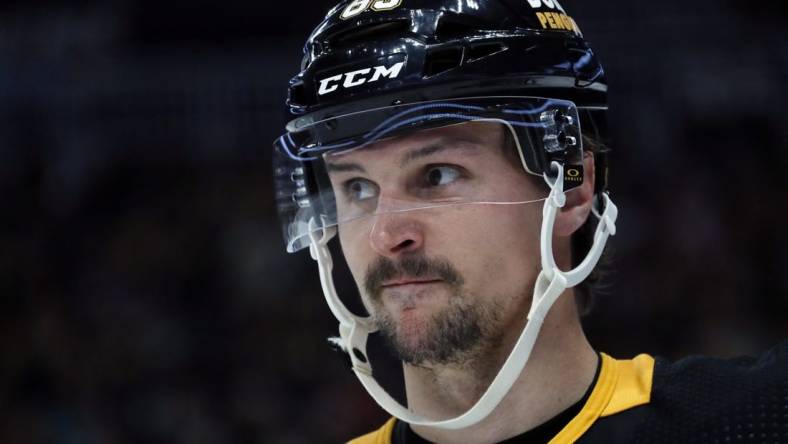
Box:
[326,121,598,443]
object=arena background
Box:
[2,0,786,442]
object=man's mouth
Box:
[379,279,443,311]
[381,278,443,288]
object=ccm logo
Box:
[525,0,566,12]
[317,61,405,96]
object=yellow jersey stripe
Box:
[348,417,396,444]
[548,353,654,443]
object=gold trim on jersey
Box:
[548,353,654,443]
[347,353,656,444]
[348,417,396,444]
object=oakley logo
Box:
[317,61,406,96]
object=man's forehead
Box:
[325,121,503,163]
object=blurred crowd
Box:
[1,1,786,443]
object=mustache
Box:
[364,255,464,299]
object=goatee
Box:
[364,254,501,367]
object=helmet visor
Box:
[274,96,584,252]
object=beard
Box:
[364,254,503,367]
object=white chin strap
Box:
[306,161,618,430]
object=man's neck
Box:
[404,290,598,444]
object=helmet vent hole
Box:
[467,42,508,62]
[424,47,463,78]
[328,20,410,48]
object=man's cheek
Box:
[338,232,366,279]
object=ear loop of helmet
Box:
[306,161,617,430]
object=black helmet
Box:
[290,0,605,111]
[285,0,608,188]
[275,0,611,252]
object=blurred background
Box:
[2,0,787,442]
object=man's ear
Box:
[553,153,595,237]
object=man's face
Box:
[325,121,545,367]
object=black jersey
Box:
[349,341,788,444]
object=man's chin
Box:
[393,310,433,348]
[370,288,490,366]
[381,297,444,335]
[373,308,434,360]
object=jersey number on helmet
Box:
[340,0,403,20]
[525,0,566,12]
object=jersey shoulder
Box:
[644,340,788,440]
[651,339,788,408]
[584,341,788,443]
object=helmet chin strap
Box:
[306,161,618,430]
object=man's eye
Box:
[426,166,461,187]
[345,179,378,201]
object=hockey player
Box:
[272,1,788,442]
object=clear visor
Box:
[274,97,584,252]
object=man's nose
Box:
[368,209,425,257]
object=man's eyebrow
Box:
[324,138,480,173]
[325,161,367,174]
[400,140,479,168]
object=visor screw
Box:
[293,196,311,208]
[555,132,578,149]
